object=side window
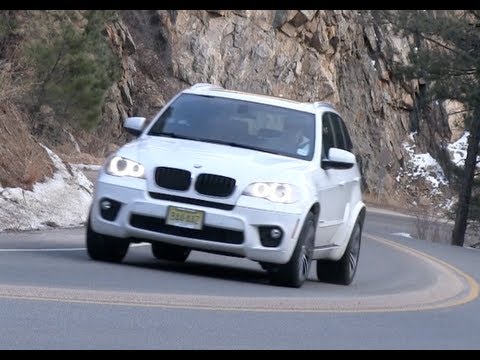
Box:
[330,113,347,151]
[335,114,353,152]
[321,112,336,158]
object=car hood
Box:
[118,136,313,185]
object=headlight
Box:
[242,182,299,203]
[106,156,145,178]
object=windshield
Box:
[147,93,316,160]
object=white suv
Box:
[87,83,366,288]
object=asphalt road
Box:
[0,209,479,349]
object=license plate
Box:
[165,206,204,230]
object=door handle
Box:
[339,181,346,186]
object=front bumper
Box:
[90,178,304,264]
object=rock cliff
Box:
[0,10,457,209]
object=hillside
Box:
[0,10,470,231]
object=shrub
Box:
[25,10,121,130]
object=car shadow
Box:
[124,257,271,286]
[36,245,275,287]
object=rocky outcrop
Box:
[111,10,451,204]
[0,10,454,206]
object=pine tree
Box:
[374,10,480,247]
[26,10,120,130]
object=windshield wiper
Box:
[148,131,201,141]
[147,133,284,156]
[200,139,284,155]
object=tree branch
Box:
[466,10,480,22]
[447,109,469,116]
[418,34,462,55]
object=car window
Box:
[337,115,353,152]
[322,112,336,158]
[148,93,316,160]
[330,113,347,151]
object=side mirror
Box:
[123,117,146,137]
[322,147,355,170]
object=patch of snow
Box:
[402,142,448,189]
[397,130,480,209]
[390,232,413,238]
[443,198,455,211]
[64,129,81,153]
[72,164,102,171]
[0,145,94,232]
[447,131,480,168]
[408,131,417,142]
[468,242,480,250]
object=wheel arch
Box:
[329,201,366,260]
[308,202,320,224]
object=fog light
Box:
[99,198,121,221]
[270,228,282,239]
[101,200,112,210]
[259,226,283,248]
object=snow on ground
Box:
[397,131,480,210]
[401,137,448,193]
[399,131,480,192]
[447,131,480,169]
[390,232,413,238]
[71,164,102,171]
[0,145,94,232]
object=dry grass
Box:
[55,150,104,166]
[0,35,55,190]
[409,204,453,244]
[364,191,458,245]
[0,102,54,190]
[464,222,480,248]
[0,72,22,101]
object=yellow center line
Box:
[0,233,478,313]
[365,233,480,310]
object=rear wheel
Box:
[151,242,191,262]
[268,212,315,288]
[86,219,129,263]
[316,221,362,285]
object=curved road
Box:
[0,209,479,349]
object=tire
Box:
[151,242,191,262]
[269,212,315,288]
[316,220,362,285]
[86,218,129,263]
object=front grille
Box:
[195,173,236,197]
[149,192,235,210]
[130,214,244,244]
[155,167,191,191]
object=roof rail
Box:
[190,83,224,90]
[313,101,335,109]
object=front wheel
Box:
[86,219,129,263]
[268,212,315,288]
[316,221,362,285]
